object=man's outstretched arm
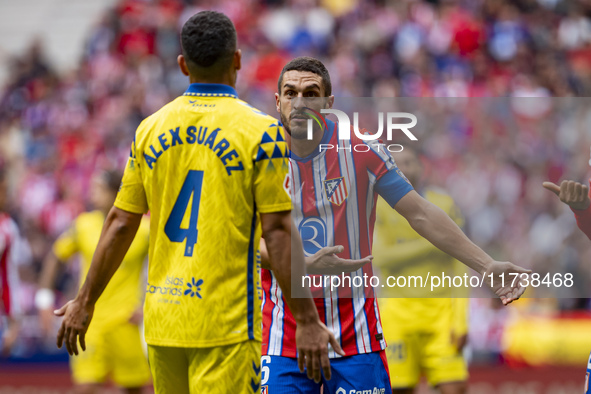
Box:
[544,179,591,240]
[259,239,372,275]
[55,206,142,356]
[394,190,530,304]
[261,211,344,383]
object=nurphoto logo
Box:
[302,107,418,153]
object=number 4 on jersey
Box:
[165,170,204,257]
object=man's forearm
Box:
[406,199,492,275]
[77,207,142,307]
[263,217,319,325]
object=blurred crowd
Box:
[1,0,591,362]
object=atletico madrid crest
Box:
[324,177,348,206]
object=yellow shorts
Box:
[71,321,151,387]
[147,340,261,394]
[381,310,467,387]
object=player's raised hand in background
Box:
[543,180,591,211]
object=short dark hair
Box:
[180,11,237,76]
[278,57,332,96]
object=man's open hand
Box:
[543,180,591,211]
[55,299,94,356]
[483,261,531,305]
[296,319,344,383]
[306,245,372,275]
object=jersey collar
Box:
[183,83,238,98]
[290,119,335,163]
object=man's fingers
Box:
[53,303,68,317]
[342,259,371,269]
[542,182,561,196]
[320,347,331,381]
[511,285,526,300]
[297,352,305,373]
[305,351,314,379]
[567,181,576,201]
[56,323,65,348]
[79,331,86,352]
[329,332,345,357]
[500,295,509,305]
[312,350,321,383]
[515,267,532,275]
[323,245,344,255]
[64,327,72,355]
[68,329,79,356]
[355,255,373,264]
[575,182,584,199]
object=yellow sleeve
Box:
[114,140,149,214]
[53,223,79,262]
[252,123,292,214]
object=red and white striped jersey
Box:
[261,120,414,358]
[0,213,23,318]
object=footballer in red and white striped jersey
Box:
[261,118,413,359]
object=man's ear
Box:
[327,95,335,109]
[275,92,281,113]
[178,55,190,77]
[234,49,242,71]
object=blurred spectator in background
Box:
[0,167,31,356]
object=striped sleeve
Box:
[362,140,413,207]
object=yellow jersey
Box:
[114,83,291,348]
[373,188,468,335]
[53,210,149,328]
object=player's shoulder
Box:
[233,99,280,129]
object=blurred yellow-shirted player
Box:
[374,147,469,394]
[37,170,151,394]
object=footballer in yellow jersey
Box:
[373,147,469,394]
[37,170,151,393]
[55,12,341,393]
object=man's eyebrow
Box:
[282,83,321,91]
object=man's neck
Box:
[287,128,326,158]
[189,74,235,88]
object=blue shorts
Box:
[260,351,392,394]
